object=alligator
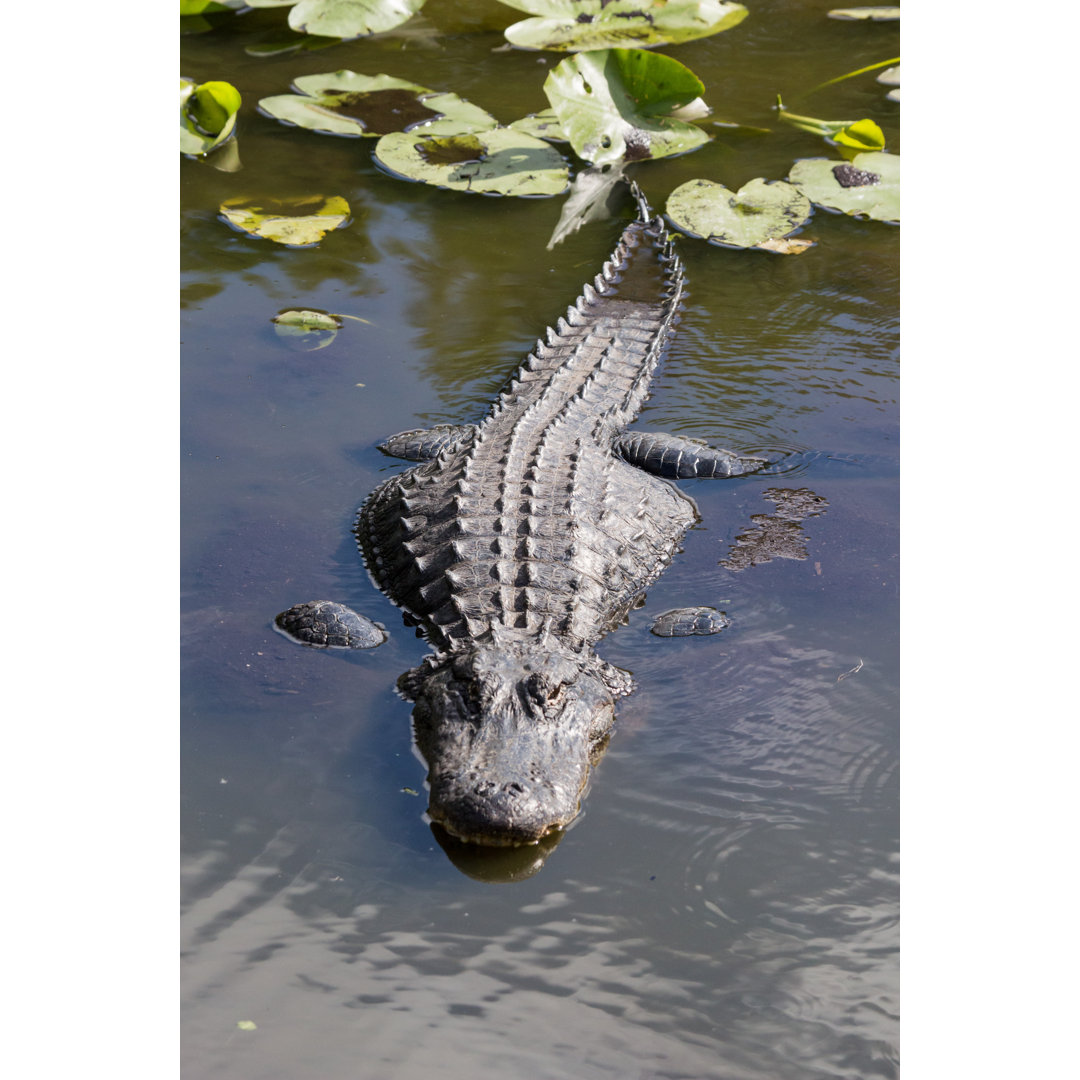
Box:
[282,186,768,847]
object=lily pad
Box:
[544,49,710,166]
[374,128,569,196]
[219,194,352,246]
[503,0,748,52]
[788,152,899,222]
[666,178,813,252]
[288,0,428,39]
[259,71,498,137]
[180,78,242,157]
[878,65,900,103]
[828,7,901,20]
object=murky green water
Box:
[182,4,898,1077]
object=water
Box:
[182,4,898,1077]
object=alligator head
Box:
[399,633,632,846]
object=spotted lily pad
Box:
[219,194,352,246]
[374,128,569,196]
[828,6,900,20]
[666,178,813,253]
[180,78,241,157]
[287,0,428,39]
[503,0,748,52]
[788,152,899,222]
[545,49,710,166]
[259,71,497,137]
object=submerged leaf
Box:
[259,71,498,137]
[374,128,569,196]
[665,178,813,252]
[503,0,748,52]
[288,0,428,40]
[219,194,352,246]
[546,163,627,249]
[788,152,899,222]
[544,50,710,166]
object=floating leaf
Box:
[272,308,343,349]
[877,65,900,102]
[666,178,813,252]
[828,7,900,19]
[259,71,497,137]
[180,78,242,158]
[788,152,899,223]
[374,128,569,196]
[544,49,710,166]
[219,194,352,245]
[503,0,748,52]
[236,1021,258,1031]
[288,0,428,39]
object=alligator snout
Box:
[406,639,619,846]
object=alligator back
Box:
[357,204,695,652]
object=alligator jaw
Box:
[404,639,619,847]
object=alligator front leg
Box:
[378,424,477,462]
[615,431,769,479]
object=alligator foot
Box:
[378,425,476,462]
[274,601,387,649]
[615,430,769,479]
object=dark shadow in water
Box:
[721,487,829,570]
[430,823,564,883]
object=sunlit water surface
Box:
[182,4,898,1077]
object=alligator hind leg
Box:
[378,424,476,462]
[615,431,769,479]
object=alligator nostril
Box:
[505,782,526,795]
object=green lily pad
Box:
[544,49,710,166]
[259,71,497,137]
[287,0,428,39]
[180,78,242,157]
[828,6,900,19]
[219,194,352,246]
[503,0,748,52]
[788,152,899,223]
[666,178,813,252]
[374,128,569,196]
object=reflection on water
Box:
[182,3,898,1077]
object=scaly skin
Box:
[354,187,764,845]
